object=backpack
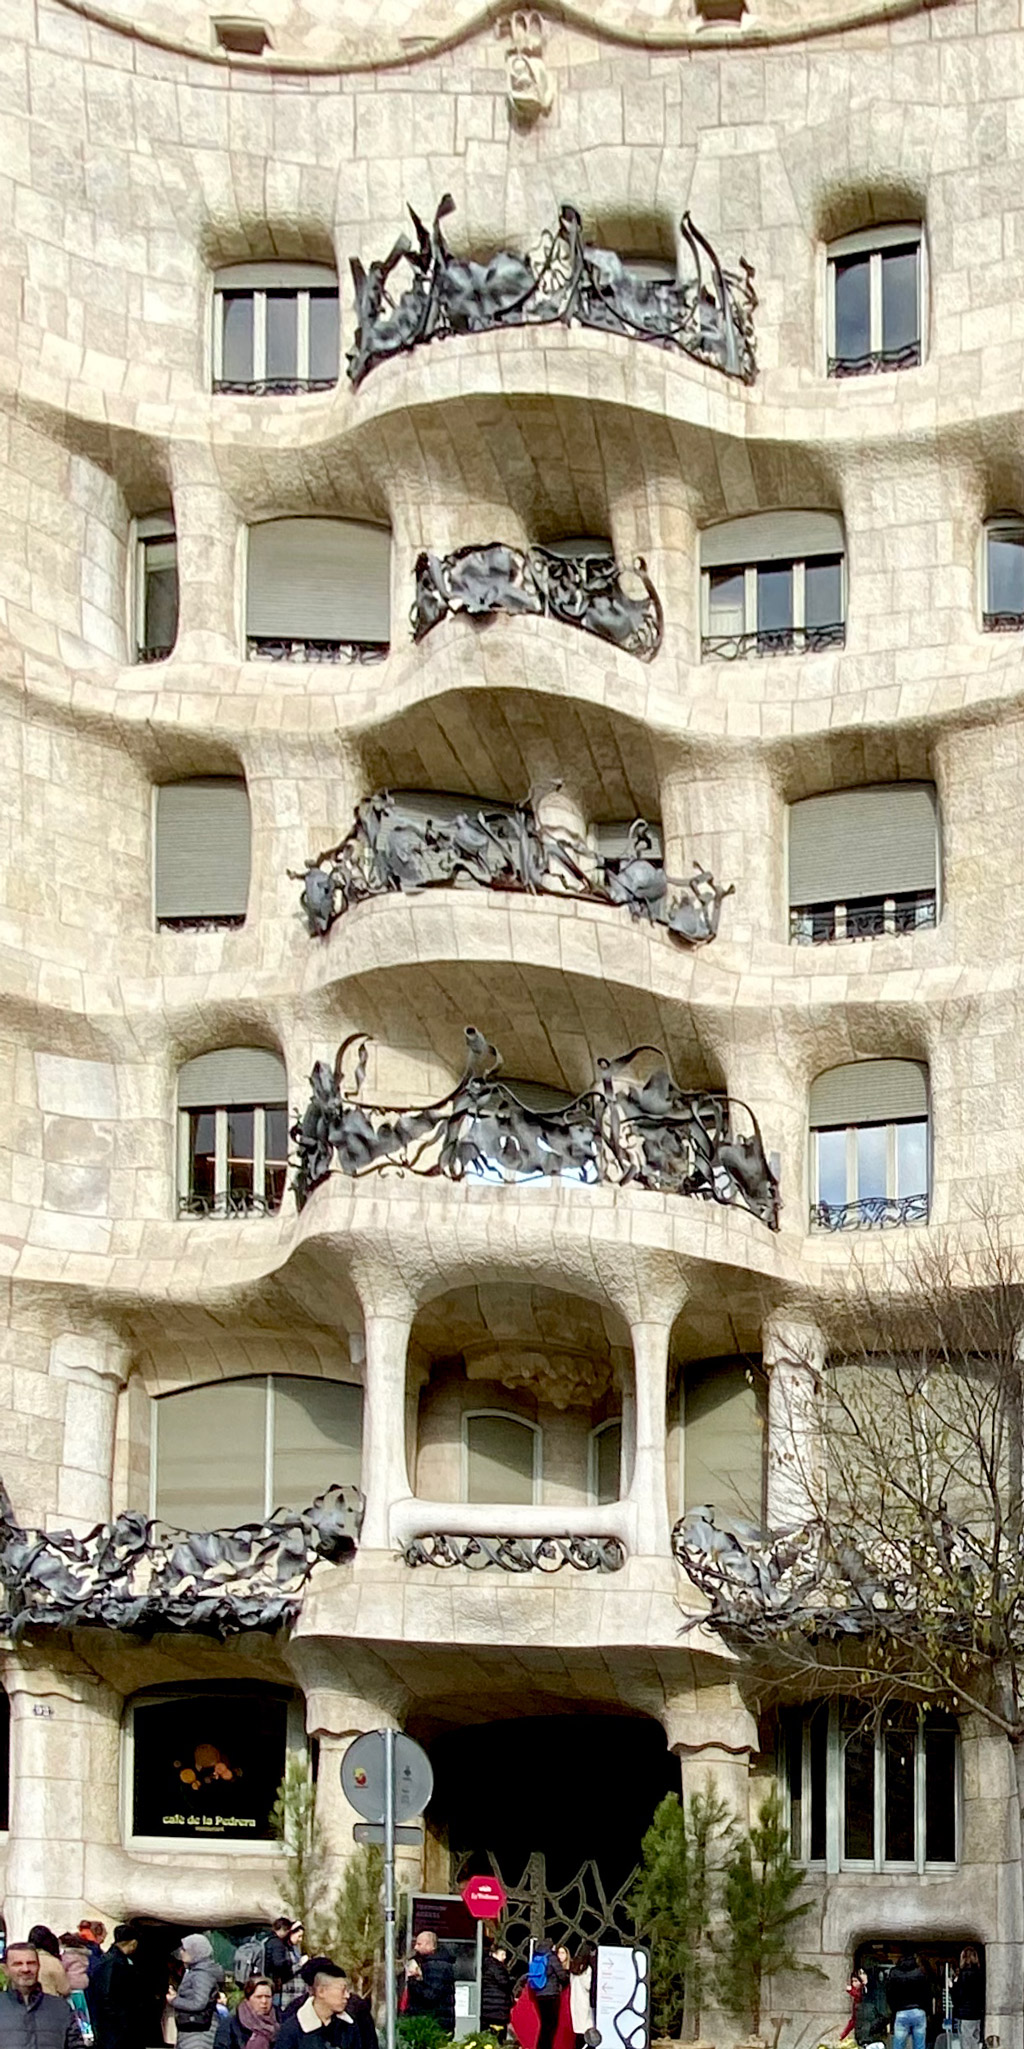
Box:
[528,1953,560,1999]
[233,1936,268,1985]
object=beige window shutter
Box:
[177,1047,287,1109]
[701,509,844,568]
[809,1058,928,1128]
[466,1414,537,1504]
[684,1360,764,1527]
[155,779,251,920]
[789,783,937,906]
[214,262,337,291]
[246,518,391,642]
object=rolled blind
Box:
[155,779,251,920]
[701,510,844,569]
[214,262,337,291]
[684,1361,764,1527]
[809,1059,928,1129]
[789,783,936,906]
[466,1413,537,1504]
[155,1376,266,1529]
[542,536,615,560]
[178,1048,287,1109]
[246,518,391,642]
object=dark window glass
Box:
[843,1713,875,1860]
[757,564,793,637]
[221,293,254,383]
[988,533,1024,614]
[0,1688,8,1832]
[227,1106,255,1203]
[833,256,871,362]
[131,1690,289,1840]
[809,1704,828,1861]
[925,1721,957,1862]
[884,1714,917,1862]
[785,1711,803,1857]
[881,246,920,355]
[265,292,298,381]
[708,568,745,632]
[805,556,843,629]
[188,1110,216,1206]
[144,556,179,654]
[309,290,339,383]
[265,1106,289,1211]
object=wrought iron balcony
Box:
[0,1479,362,1639]
[403,1533,626,1572]
[177,1190,282,1219]
[213,376,337,397]
[983,610,1024,632]
[136,644,175,664]
[347,194,756,387]
[411,542,663,662]
[292,1023,781,1228]
[246,635,388,663]
[702,622,845,661]
[294,786,732,946]
[810,1192,929,1231]
[159,914,246,934]
[790,892,937,945]
[827,341,921,377]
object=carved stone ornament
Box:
[291,1025,781,1229]
[403,1533,625,1572]
[0,1479,363,1640]
[347,194,757,387]
[293,785,734,945]
[504,11,555,123]
[411,542,663,660]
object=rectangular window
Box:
[924,1722,958,1862]
[181,1104,287,1217]
[842,1714,876,1861]
[833,256,871,365]
[881,247,920,359]
[855,1122,888,1203]
[708,568,746,641]
[704,555,844,659]
[805,556,844,639]
[785,1703,957,1873]
[813,1118,930,1228]
[756,564,793,650]
[265,292,298,381]
[985,527,1024,625]
[214,278,339,394]
[883,1715,917,1863]
[221,293,255,383]
[309,292,340,384]
[828,231,922,376]
[815,1127,847,1210]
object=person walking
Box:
[263,1928,300,2009]
[481,1944,513,2043]
[510,1943,571,2049]
[88,1927,146,2049]
[568,1947,595,2049]
[952,1947,985,2049]
[58,1942,92,1997]
[230,1982,279,2049]
[887,1948,933,2049]
[277,1966,364,2049]
[26,1934,69,2001]
[0,1945,83,2049]
[169,1937,225,2049]
[76,1931,107,1990]
[280,1966,375,2049]
[403,1933,455,2038]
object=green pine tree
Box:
[630,1784,733,2040]
[715,1788,818,2042]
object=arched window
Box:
[788,783,938,943]
[245,518,391,661]
[134,514,178,663]
[177,1048,287,1218]
[464,1411,541,1505]
[127,1683,301,1844]
[701,511,845,660]
[588,1418,622,1505]
[982,514,1024,630]
[783,1702,957,1872]
[826,224,924,377]
[213,263,339,394]
[152,1373,362,1529]
[154,778,250,930]
[810,1059,930,1230]
[682,1359,766,1529]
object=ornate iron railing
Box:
[411,543,663,662]
[213,376,337,397]
[347,195,756,387]
[246,636,389,664]
[0,1480,362,1639]
[136,643,174,664]
[702,622,845,660]
[403,1533,626,1572]
[828,342,921,377]
[810,1192,929,1231]
[790,892,937,945]
[292,1025,780,1228]
[983,611,1024,632]
[293,786,732,946]
[158,914,246,934]
[177,1190,283,1220]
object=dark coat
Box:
[0,1989,83,2049]
[887,1964,932,2017]
[952,1967,985,2023]
[278,2000,376,2049]
[854,1977,889,2046]
[481,1957,512,2030]
[405,1955,455,2036]
[263,1944,297,1998]
[88,1947,148,2049]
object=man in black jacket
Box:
[88,1926,146,2049]
[404,1934,455,2038]
[278,1965,377,2049]
[887,1951,933,2049]
[0,1947,83,2049]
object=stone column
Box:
[660,752,782,948]
[285,1641,419,1893]
[626,1320,673,1556]
[764,1313,825,1529]
[170,447,241,661]
[2,1647,121,1933]
[358,1302,415,1550]
[662,1698,758,1829]
[50,1335,129,1533]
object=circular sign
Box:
[341,1730,434,1824]
[461,1874,508,1919]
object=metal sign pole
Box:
[384,1725,397,2049]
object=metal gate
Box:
[453,1847,639,1957]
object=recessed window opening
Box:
[134,515,178,663]
[213,263,339,395]
[827,224,923,377]
[810,1060,930,1231]
[789,784,938,944]
[127,1684,299,1846]
[177,1048,288,1218]
[783,1701,957,1873]
[213,17,271,52]
[151,1374,362,1527]
[682,1358,766,1530]
[983,515,1024,631]
[154,779,250,932]
[245,517,391,662]
[464,1411,541,1505]
[588,1417,623,1504]
[701,512,845,660]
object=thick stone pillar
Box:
[2,1648,120,1934]
[51,1335,129,1533]
[764,1313,825,1529]
[660,754,782,948]
[170,448,241,661]
[285,1641,419,1893]
[662,1698,758,1829]
[626,1320,673,1556]
[356,1301,415,1551]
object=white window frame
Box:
[122,1684,306,1853]
[587,1417,623,1505]
[810,1116,931,1218]
[177,1101,288,1216]
[825,222,925,374]
[149,1371,363,1522]
[981,513,1024,628]
[132,514,177,661]
[212,268,338,391]
[785,1701,958,1876]
[701,552,845,655]
[461,1408,542,1506]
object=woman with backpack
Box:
[509,1942,571,2049]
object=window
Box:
[789,783,938,944]
[983,515,1024,630]
[246,518,391,662]
[0,1687,8,1833]
[700,512,845,659]
[155,778,251,931]
[464,1411,540,1505]
[177,1048,288,1218]
[783,1702,958,1872]
[152,1373,362,1529]
[134,515,178,663]
[682,1359,766,1528]
[213,263,339,394]
[827,225,923,377]
[810,1059,929,1230]
[589,1418,622,1504]
[128,1684,298,1844]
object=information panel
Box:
[595,1945,649,2049]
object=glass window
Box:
[842,1711,875,1861]
[592,1420,622,1505]
[808,1703,827,1863]
[309,292,340,384]
[466,1413,537,1505]
[786,1702,957,1872]
[214,275,339,393]
[131,1688,290,1842]
[834,256,871,363]
[180,1103,287,1218]
[703,548,845,659]
[986,528,1024,617]
[896,1119,929,1198]
[708,569,745,636]
[265,1106,289,1212]
[806,556,843,631]
[813,1115,930,1226]
[272,1378,363,1508]
[684,1360,765,1528]
[265,292,298,381]
[757,564,793,641]
[0,1688,9,1833]
[154,1374,363,1529]
[881,246,919,356]
[140,538,178,659]
[816,1127,847,1209]
[855,1123,888,1202]
[828,231,922,375]
[925,1719,958,1862]
[221,293,254,383]
[884,1711,917,1863]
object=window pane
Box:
[264,1106,289,1211]
[708,569,745,635]
[809,1704,828,1862]
[988,534,1024,614]
[594,1421,621,1504]
[265,292,298,380]
[816,1127,847,1208]
[805,556,843,629]
[132,1692,288,1842]
[757,564,793,634]
[925,1721,957,1861]
[144,562,179,653]
[221,293,254,382]
[784,1711,803,1857]
[466,1414,536,1505]
[843,1714,875,1860]
[309,291,339,382]
[896,1119,929,1198]
[881,246,920,355]
[833,256,871,361]
[855,1122,888,1201]
[188,1110,217,1206]
[155,1378,266,1529]
[227,1105,255,1203]
[884,1714,916,1862]
[272,1377,362,1507]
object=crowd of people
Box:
[402,1930,595,2049]
[841,1947,985,2049]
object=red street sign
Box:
[461,1875,508,1919]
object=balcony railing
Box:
[411,542,663,663]
[295,786,733,947]
[702,622,845,660]
[347,194,757,387]
[292,1022,781,1228]
[790,891,937,945]
[983,610,1024,632]
[178,1189,283,1220]
[136,643,175,665]
[828,342,921,377]
[159,914,246,935]
[213,376,337,397]
[246,636,389,664]
[810,1192,929,1231]
[403,1533,626,1573]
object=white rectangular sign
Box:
[595,1946,649,2049]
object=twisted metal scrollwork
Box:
[811,1193,928,1231]
[348,194,756,387]
[403,1532,626,1572]
[246,637,389,664]
[0,1481,363,1640]
[411,543,663,661]
[291,1024,780,1228]
[292,785,732,945]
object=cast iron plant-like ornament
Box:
[410,541,663,662]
